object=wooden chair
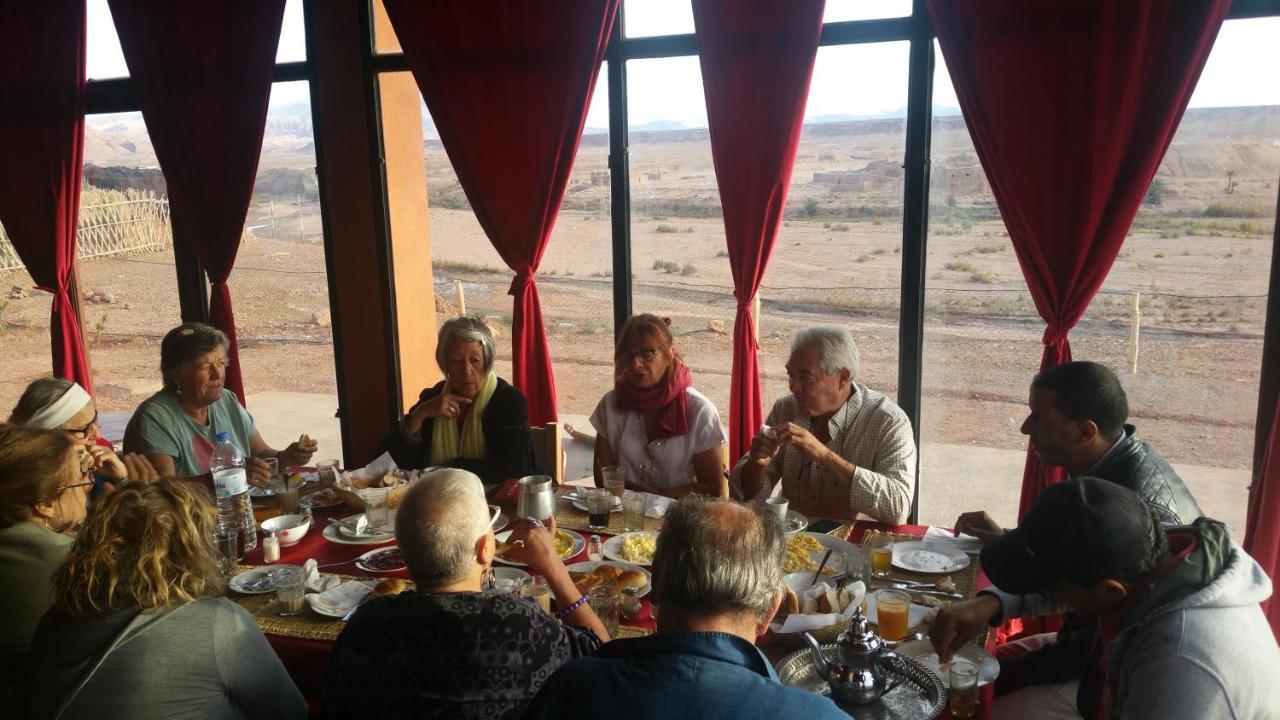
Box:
[529,422,564,485]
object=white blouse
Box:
[589,387,726,490]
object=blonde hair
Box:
[0,423,77,529]
[53,479,224,615]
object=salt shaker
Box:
[587,534,603,562]
[621,587,643,619]
[262,530,281,564]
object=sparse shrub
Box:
[831,223,850,232]
[656,224,680,233]
[823,222,832,229]
[715,250,729,258]
[855,254,873,263]
[1154,252,1165,258]
[683,226,694,233]
[681,263,697,276]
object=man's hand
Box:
[953,511,1005,545]
[246,456,272,488]
[929,594,1003,663]
[772,422,829,463]
[748,428,781,468]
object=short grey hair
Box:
[160,322,230,390]
[792,325,860,380]
[650,495,785,619]
[435,316,495,373]
[9,377,75,425]
[395,468,491,588]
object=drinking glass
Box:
[875,588,911,641]
[263,457,280,486]
[764,497,789,523]
[273,565,306,616]
[948,659,980,719]
[520,576,552,614]
[602,465,626,499]
[213,529,239,578]
[316,460,339,488]
[278,473,301,515]
[586,488,614,530]
[365,487,390,528]
[622,491,647,532]
[869,536,894,578]
[841,547,867,583]
[588,585,621,637]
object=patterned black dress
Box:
[321,590,601,719]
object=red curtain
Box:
[107,0,287,404]
[382,0,619,426]
[926,0,1230,519]
[0,0,92,392]
[1245,395,1280,640]
[692,0,825,461]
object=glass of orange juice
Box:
[869,537,894,578]
[875,588,911,641]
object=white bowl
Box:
[261,513,312,546]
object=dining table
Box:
[232,477,999,720]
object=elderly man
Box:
[931,478,1279,720]
[322,469,606,719]
[955,361,1202,543]
[525,495,845,719]
[730,325,916,524]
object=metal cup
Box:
[515,475,556,525]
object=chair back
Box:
[529,422,564,485]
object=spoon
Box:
[810,548,835,588]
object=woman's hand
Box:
[246,457,273,488]
[88,445,127,480]
[122,453,161,484]
[407,393,474,429]
[504,519,566,579]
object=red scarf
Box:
[614,363,693,438]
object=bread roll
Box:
[614,569,647,591]
[350,476,369,490]
[776,586,800,620]
[592,565,623,583]
[373,578,408,597]
[800,595,819,614]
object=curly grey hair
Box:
[435,316,495,373]
[792,325,860,380]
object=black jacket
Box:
[379,378,541,489]
[1088,424,1202,525]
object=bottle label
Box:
[212,468,248,499]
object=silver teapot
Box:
[515,475,556,524]
[804,606,901,705]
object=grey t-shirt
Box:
[25,597,305,720]
[124,388,257,477]
[0,523,74,704]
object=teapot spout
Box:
[803,632,832,681]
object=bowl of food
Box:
[261,513,312,547]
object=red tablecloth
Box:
[246,504,993,718]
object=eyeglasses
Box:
[619,347,660,364]
[64,411,98,439]
[59,477,94,492]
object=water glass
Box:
[622,491,647,532]
[520,576,552,615]
[273,565,306,616]
[586,488,614,530]
[841,546,867,582]
[278,474,301,515]
[213,529,239,578]
[263,457,280,485]
[948,659,980,719]
[602,465,626,499]
[316,460,339,488]
[588,585,621,637]
[365,487,390,528]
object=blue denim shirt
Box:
[523,631,847,719]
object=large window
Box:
[920,20,1279,535]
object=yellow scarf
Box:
[430,371,498,464]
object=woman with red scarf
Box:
[590,314,727,498]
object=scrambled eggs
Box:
[784,534,835,574]
[553,531,575,558]
[619,533,657,564]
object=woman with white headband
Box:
[9,378,157,498]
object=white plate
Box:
[893,638,1000,687]
[354,545,406,574]
[493,528,585,567]
[229,567,277,594]
[486,566,531,593]
[335,512,397,540]
[569,494,623,513]
[892,541,971,574]
[786,531,858,577]
[321,518,397,546]
[301,488,343,509]
[602,531,659,566]
[489,505,509,533]
[566,560,652,598]
[783,509,808,534]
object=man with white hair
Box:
[731,325,916,524]
[525,496,846,719]
[322,469,607,719]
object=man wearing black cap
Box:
[930,478,1278,720]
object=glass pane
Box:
[824,0,912,23]
[920,23,1279,538]
[624,0,694,38]
[276,0,308,64]
[411,66,612,421]
[228,80,338,454]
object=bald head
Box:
[395,469,490,588]
[651,495,785,619]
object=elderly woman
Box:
[10,378,157,498]
[123,322,316,488]
[0,424,90,703]
[591,314,727,498]
[323,469,605,718]
[24,479,306,718]
[382,316,539,488]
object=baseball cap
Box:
[980,477,1159,595]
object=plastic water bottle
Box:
[210,432,257,553]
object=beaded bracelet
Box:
[555,594,589,619]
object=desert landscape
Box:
[1,102,1276,533]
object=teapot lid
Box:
[839,606,885,655]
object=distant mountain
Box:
[633,120,688,132]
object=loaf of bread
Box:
[372,578,409,597]
[614,569,647,591]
